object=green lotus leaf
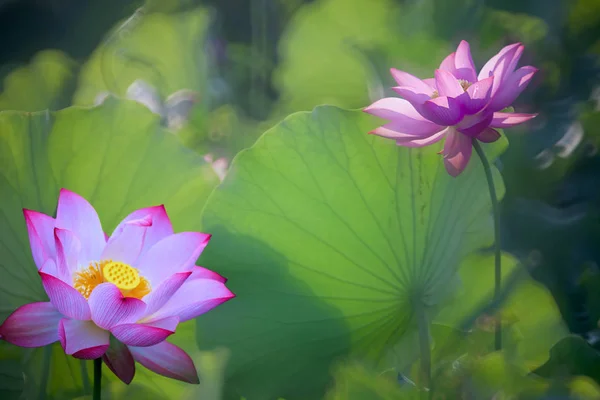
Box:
[196,106,507,398]
[0,97,219,398]
[0,50,77,112]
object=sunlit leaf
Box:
[196,106,506,398]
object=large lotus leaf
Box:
[0,50,77,112]
[196,106,506,399]
[534,335,600,384]
[435,253,568,370]
[272,0,449,114]
[0,97,219,398]
[73,8,210,106]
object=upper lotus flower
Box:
[0,189,234,384]
[364,40,538,176]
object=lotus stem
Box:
[93,358,102,400]
[472,139,502,351]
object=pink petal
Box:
[146,267,234,323]
[490,112,538,128]
[439,52,458,76]
[442,128,473,177]
[394,128,449,148]
[58,318,109,359]
[464,76,494,114]
[392,86,432,107]
[103,339,136,384]
[364,98,444,137]
[54,228,81,283]
[55,189,106,262]
[421,96,464,126]
[0,302,61,347]
[142,272,192,317]
[435,69,465,98]
[109,205,174,257]
[129,341,199,384]
[101,216,150,265]
[111,316,179,347]
[477,128,502,143]
[423,78,437,89]
[88,283,146,330]
[489,66,538,111]
[478,43,522,81]
[23,209,56,270]
[454,40,477,82]
[40,271,91,320]
[136,232,211,286]
[390,68,435,94]
[456,113,493,137]
[191,265,228,283]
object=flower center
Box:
[459,79,472,91]
[73,260,151,300]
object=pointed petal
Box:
[421,96,464,126]
[55,189,106,262]
[111,316,179,347]
[490,112,538,128]
[439,52,458,76]
[54,228,81,283]
[454,40,477,82]
[442,129,473,177]
[58,318,109,359]
[142,271,192,317]
[0,302,61,347]
[136,232,211,286]
[477,128,502,143]
[456,113,493,137]
[364,98,444,137]
[146,267,234,323]
[88,283,146,330]
[395,128,449,148]
[478,43,522,81]
[435,69,465,98]
[489,66,537,111]
[109,205,174,258]
[423,78,437,89]
[23,210,56,270]
[129,341,199,384]
[101,216,150,265]
[464,76,494,114]
[103,339,136,384]
[40,271,91,320]
[390,68,434,94]
[392,86,432,107]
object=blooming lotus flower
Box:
[0,189,234,384]
[364,40,538,176]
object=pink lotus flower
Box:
[0,189,234,384]
[364,40,538,176]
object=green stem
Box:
[93,358,102,400]
[472,139,502,351]
[416,301,431,398]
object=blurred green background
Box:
[1,0,600,398]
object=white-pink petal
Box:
[464,76,494,115]
[454,40,477,82]
[55,189,106,263]
[23,209,56,270]
[88,283,146,330]
[489,66,537,111]
[490,112,538,128]
[136,232,211,286]
[101,216,151,265]
[111,316,179,347]
[421,96,464,126]
[58,318,109,359]
[0,302,61,347]
[390,68,435,94]
[364,98,444,137]
[435,69,464,98]
[40,271,91,321]
[394,128,449,148]
[129,341,199,384]
[142,271,192,317]
[147,267,235,323]
[54,228,81,283]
